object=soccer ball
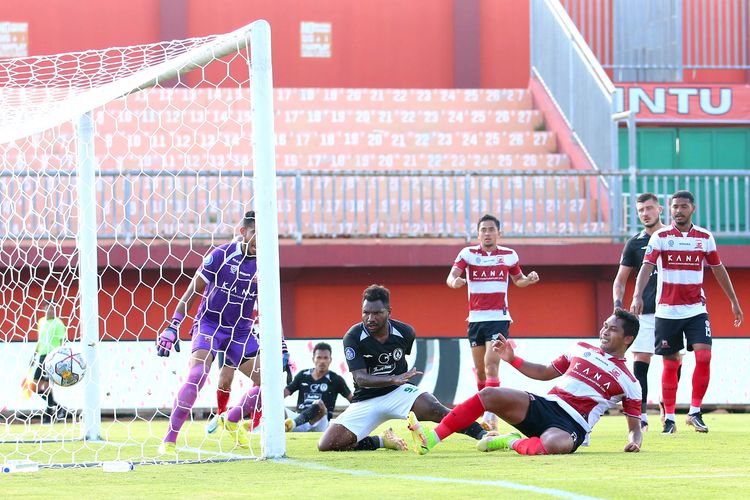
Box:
[44,346,86,387]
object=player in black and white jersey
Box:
[284,342,352,432]
[317,284,487,452]
[612,192,665,430]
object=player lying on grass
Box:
[317,284,487,452]
[408,308,643,456]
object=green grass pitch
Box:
[2,413,749,499]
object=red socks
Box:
[217,389,230,415]
[662,358,681,414]
[512,437,548,455]
[476,380,486,392]
[485,377,500,388]
[691,350,712,408]
[434,393,485,441]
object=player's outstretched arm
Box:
[630,262,654,315]
[492,334,559,381]
[624,416,642,453]
[446,266,466,289]
[511,270,540,288]
[710,265,744,327]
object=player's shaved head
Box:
[363,284,390,308]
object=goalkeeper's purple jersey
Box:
[194,242,258,332]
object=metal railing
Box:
[562,0,750,80]
[530,0,619,168]
[2,170,749,243]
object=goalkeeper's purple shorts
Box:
[190,320,259,367]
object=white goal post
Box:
[0,19,284,465]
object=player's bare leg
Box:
[160,349,214,454]
[481,341,502,431]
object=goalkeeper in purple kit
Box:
[156,211,264,455]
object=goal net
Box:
[0,20,285,467]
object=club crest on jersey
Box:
[393,348,404,361]
[583,351,591,357]
[345,347,356,361]
[668,239,675,247]
[203,254,214,266]
[695,240,703,250]
[230,264,239,274]
[475,257,481,264]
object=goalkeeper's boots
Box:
[158,441,176,457]
[477,432,522,452]
[220,415,249,449]
[381,427,408,451]
[407,411,437,455]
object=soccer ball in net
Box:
[44,346,87,387]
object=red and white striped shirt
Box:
[453,245,522,322]
[643,223,721,319]
[543,342,641,445]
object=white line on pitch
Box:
[277,458,603,500]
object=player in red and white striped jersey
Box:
[407,309,643,455]
[446,214,539,430]
[632,190,743,434]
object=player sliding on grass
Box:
[318,284,487,452]
[156,211,263,455]
[408,309,643,456]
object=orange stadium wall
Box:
[4,243,749,344]
[0,0,531,89]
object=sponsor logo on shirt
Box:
[645,245,653,255]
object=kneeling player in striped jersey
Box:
[408,309,643,455]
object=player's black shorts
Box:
[514,393,587,452]
[33,354,48,382]
[467,321,510,347]
[655,313,711,355]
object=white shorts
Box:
[331,384,427,442]
[631,314,655,354]
[285,409,329,432]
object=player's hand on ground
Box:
[450,276,466,289]
[623,441,641,453]
[732,302,743,327]
[392,367,422,385]
[630,296,643,316]
[157,326,180,357]
[491,334,515,362]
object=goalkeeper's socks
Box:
[512,437,548,455]
[434,393,485,441]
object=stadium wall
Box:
[0,0,525,88]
